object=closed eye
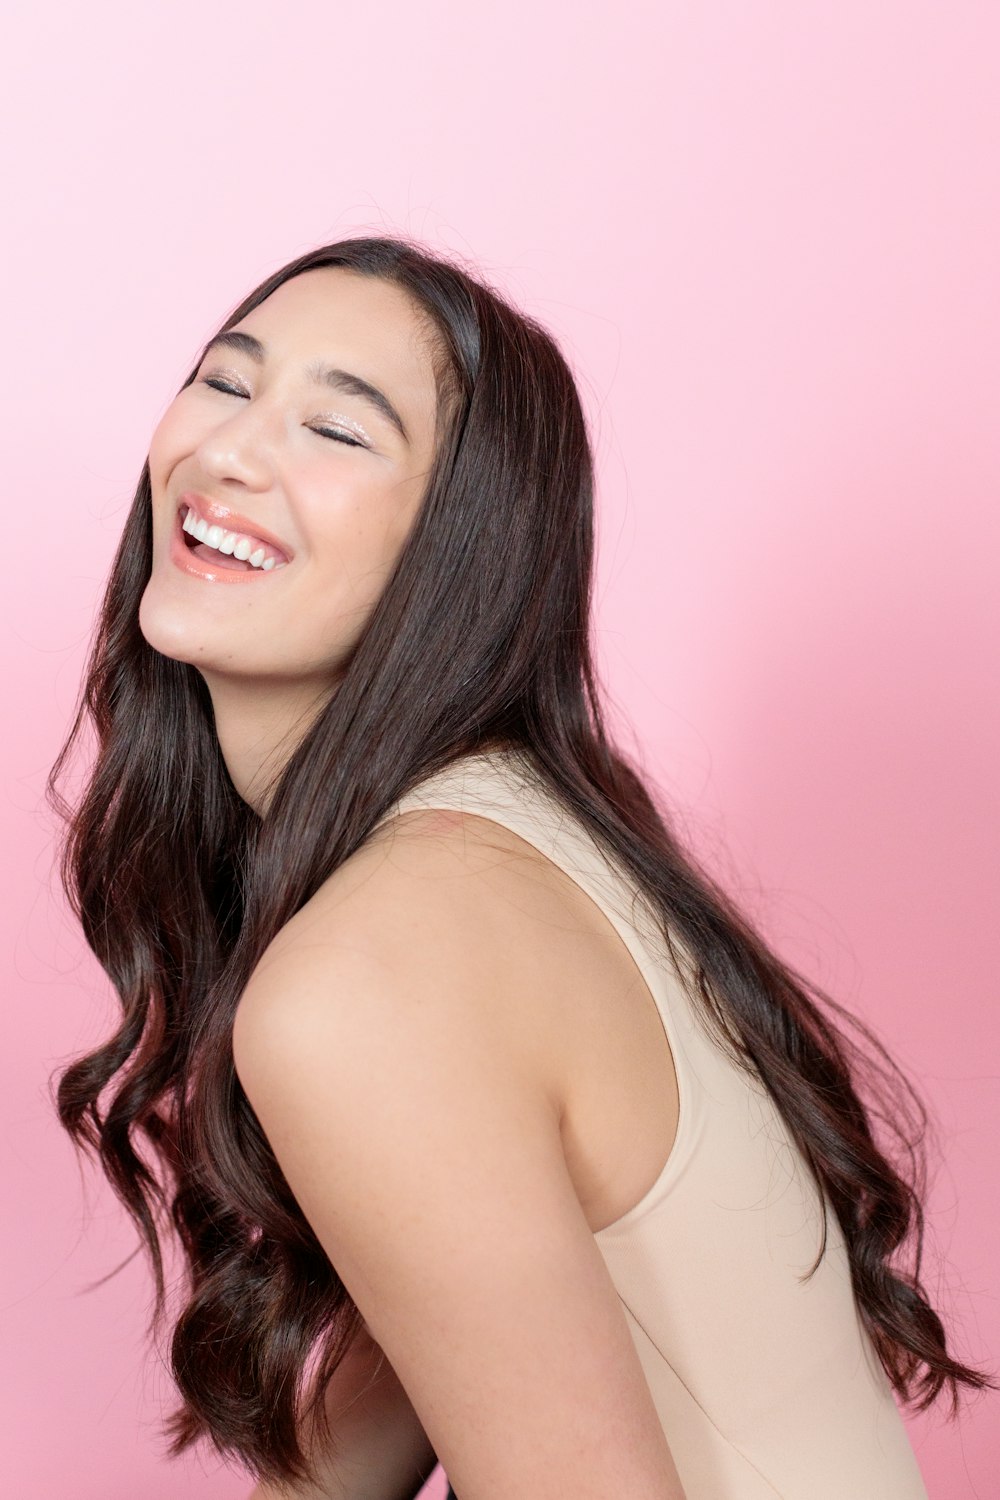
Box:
[309,423,366,449]
[202,375,248,400]
[200,376,369,449]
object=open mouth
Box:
[178,505,288,573]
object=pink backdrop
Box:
[3,3,997,1495]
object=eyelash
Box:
[200,376,368,449]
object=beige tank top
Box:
[374,745,930,1499]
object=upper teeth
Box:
[182,508,284,570]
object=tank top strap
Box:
[375,747,664,949]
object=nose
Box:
[196,398,277,491]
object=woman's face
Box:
[139,266,440,691]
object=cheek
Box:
[147,396,203,488]
[306,492,405,596]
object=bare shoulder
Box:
[237,805,614,1113]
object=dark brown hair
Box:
[47,233,995,1489]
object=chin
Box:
[137,589,212,671]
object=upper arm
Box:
[233,813,687,1500]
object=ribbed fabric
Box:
[375,747,929,1499]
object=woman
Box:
[48,235,992,1499]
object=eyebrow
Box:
[200,329,411,444]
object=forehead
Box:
[238,266,439,442]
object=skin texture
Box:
[138,266,439,813]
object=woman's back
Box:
[373,745,930,1500]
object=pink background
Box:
[3,3,997,1496]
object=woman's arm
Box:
[234,813,688,1500]
[246,1320,439,1500]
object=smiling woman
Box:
[46,234,992,1500]
[136,265,442,810]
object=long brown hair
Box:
[47,233,995,1489]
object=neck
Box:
[201,671,334,816]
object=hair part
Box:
[47,232,995,1488]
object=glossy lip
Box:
[169,504,291,584]
[176,490,294,564]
